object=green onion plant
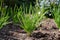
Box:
[52,4,60,28]
[17,4,48,35]
[0,6,9,29]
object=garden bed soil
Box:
[0,18,60,40]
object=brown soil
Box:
[0,18,60,40]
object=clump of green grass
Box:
[52,5,60,28]
[0,6,9,29]
[17,5,48,35]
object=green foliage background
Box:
[0,0,60,35]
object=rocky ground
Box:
[0,18,60,40]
